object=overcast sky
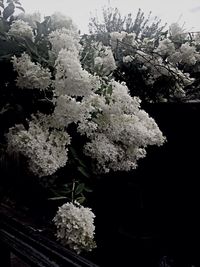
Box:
[20,0,200,33]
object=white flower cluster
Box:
[53,202,96,254]
[169,42,199,66]
[54,49,98,97]
[50,12,77,31]
[12,53,52,90]
[92,42,116,76]
[154,38,176,57]
[48,28,81,59]
[78,80,165,173]
[17,12,41,28]
[8,19,35,41]
[110,31,137,49]
[6,115,71,177]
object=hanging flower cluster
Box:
[53,202,96,254]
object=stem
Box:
[71,180,75,203]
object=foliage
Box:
[87,7,200,102]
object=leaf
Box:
[75,196,86,204]
[77,166,90,178]
[69,147,87,167]
[14,0,22,5]
[0,2,4,8]
[84,186,93,193]
[75,183,85,195]
[3,2,15,20]
[107,84,113,95]
[16,5,25,12]
[48,196,68,201]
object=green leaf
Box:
[77,166,90,178]
[48,196,68,201]
[16,5,25,12]
[84,186,93,193]
[3,2,15,20]
[69,147,87,167]
[107,84,113,95]
[75,196,86,204]
[75,183,85,195]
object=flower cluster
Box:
[12,53,52,90]
[8,19,35,41]
[54,49,98,97]
[78,81,165,173]
[53,202,96,254]
[6,115,71,177]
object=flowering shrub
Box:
[0,1,165,254]
[87,7,200,102]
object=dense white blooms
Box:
[48,28,81,58]
[54,49,99,96]
[17,12,41,28]
[12,53,52,90]
[53,94,95,129]
[110,31,137,49]
[6,115,71,177]
[53,202,96,254]
[78,80,165,173]
[8,19,34,41]
[92,42,116,76]
[50,12,77,31]
[155,38,176,57]
[175,43,197,65]
[123,55,134,63]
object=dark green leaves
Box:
[3,2,14,19]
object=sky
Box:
[20,0,200,33]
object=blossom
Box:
[6,115,71,177]
[92,42,116,75]
[8,19,34,41]
[53,95,83,127]
[53,202,96,254]
[78,81,165,173]
[12,53,52,90]
[17,12,41,28]
[54,49,99,97]
[155,38,176,57]
[50,12,77,31]
[48,28,81,58]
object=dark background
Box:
[90,102,200,267]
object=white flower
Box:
[110,31,128,49]
[48,28,81,58]
[8,19,34,41]
[6,115,71,177]
[78,81,165,173]
[17,12,41,28]
[54,49,99,97]
[50,12,77,31]
[53,95,82,127]
[12,53,52,90]
[155,38,176,57]
[53,202,96,254]
[93,42,116,75]
[123,55,133,63]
